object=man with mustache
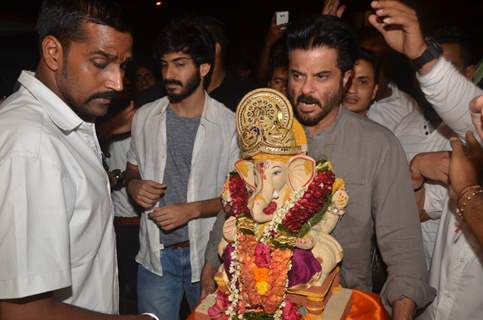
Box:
[0,0,156,319]
[124,19,238,320]
[201,15,435,319]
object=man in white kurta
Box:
[369,2,482,319]
[416,58,483,320]
[368,82,419,132]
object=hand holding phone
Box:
[275,11,289,28]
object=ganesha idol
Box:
[201,89,351,320]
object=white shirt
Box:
[0,71,118,313]
[393,109,456,266]
[368,82,419,132]
[415,58,483,320]
[105,137,138,218]
[127,93,239,282]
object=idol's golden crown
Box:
[235,88,307,159]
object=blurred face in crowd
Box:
[288,46,350,128]
[48,22,132,121]
[269,66,288,96]
[134,66,156,92]
[360,36,389,58]
[161,51,210,103]
[343,59,378,114]
[441,43,475,80]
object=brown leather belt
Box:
[166,240,190,249]
[114,216,140,225]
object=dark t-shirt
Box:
[158,107,200,246]
[209,70,258,112]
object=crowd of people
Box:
[0,0,482,320]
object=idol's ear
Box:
[287,155,315,191]
[235,160,255,190]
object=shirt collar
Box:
[18,70,83,132]
[161,91,218,125]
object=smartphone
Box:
[275,11,289,26]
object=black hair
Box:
[286,15,358,73]
[36,0,130,50]
[356,48,380,82]
[432,25,476,67]
[268,40,288,78]
[194,16,229,65]
[154,18,215,89]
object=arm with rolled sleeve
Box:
[0,154,70,299]
[373,136,436,315]
[417,58,483,140]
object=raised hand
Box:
[322,0,346,17]
[266,14,286,46]
[368,0,426,60]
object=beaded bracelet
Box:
[456,185,483,218]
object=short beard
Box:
[292,82,344,127]
[164,72,201,103]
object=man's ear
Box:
[200,63,211,78]
[371,84,379,101]
[41,35,64,72]
[342,69,352,90]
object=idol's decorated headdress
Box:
[236,88,307,159]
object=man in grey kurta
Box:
[201,15,435,318]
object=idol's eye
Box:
[272,169,282,176]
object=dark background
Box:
[0,0,481,97]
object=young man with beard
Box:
[0,1,155,319]
[125,19,238,320]
[201,15,435,319]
